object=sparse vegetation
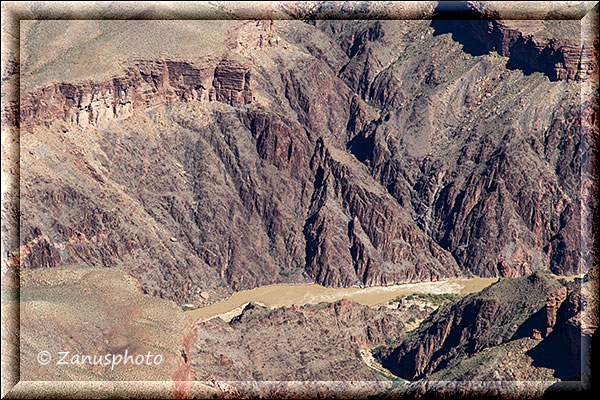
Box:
[371,345,386,360]
[390,292,461,306]
[366,102,382,112]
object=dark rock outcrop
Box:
[10,15,594,304]
[311,18,590,278]
[211,56,253,105]
[379,272,594,381]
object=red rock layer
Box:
[20,58,253,130]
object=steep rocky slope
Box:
[191,299,405,381]
[5,13,595,305]
[379,271,596,382]
[308,18,588,278]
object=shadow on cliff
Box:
[348,132,375,165]
[526,332,580,380]
[430,19,561,82]
[511,303,580,380]
[510,307,547,341]
[431,19,490,57]
[542,328,596,396]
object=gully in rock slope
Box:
[8,16,595,307]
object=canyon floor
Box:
[1,1,598,398]
[184,276,498,321]
[6,264,596,396]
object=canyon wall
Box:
[380,272,594,381]
[430,18,596,82]
[6,14,596,305]
[20,58,253,130]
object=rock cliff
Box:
[20,58,252,130]
[431,18,596,82]
[6,13,595,305]
[379,272,595,381]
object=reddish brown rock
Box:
[430,2,597,82]
[19,58,253,131]
[210,56,253,105]
[224,20,281,51]
[10,16,594,306]
[543,285,568,337]
[191,299,405,381]
[312,18,590,279]
[380,273,564,380]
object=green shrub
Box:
[371,345,386,359]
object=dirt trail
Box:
[359,348,400,380]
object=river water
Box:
[186,277,499,321]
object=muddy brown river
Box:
[186,277,499,321]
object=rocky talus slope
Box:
[191,299,405,381]
[3,14,595,306]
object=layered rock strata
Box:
[20,57,253,130]
[8,16,594,305]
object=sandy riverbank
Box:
[186,277,499,321]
